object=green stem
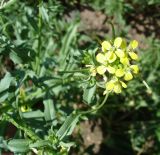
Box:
[25,76,80,101]
[138,75,152,93]
[59,69,89,74]
[79,93,109,115]
[108,21,115,40]
[35,0,42,75]
[2,114,41,141]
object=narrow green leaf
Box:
[56,113,80,140]
[22,110,44,119]
[7,139,30,153]
[9,50,22,64]
[43,98,56,121]
[0,72,13,93]
[40,5,49,23]
[0,91,9,103]
[0,0,17,9]
[61,23,78,55]
[0,72,13,102]
[60,23,78,69]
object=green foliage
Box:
[0,0,159,155]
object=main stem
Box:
[36,0,42,75]
[58,69,89,74]
[3,114,41,141]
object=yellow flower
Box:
[120,57,129,65]
[96,53,106,64]
[101,41,111,52]
[87,37,140,94]
[129,40,138,49]
[115,68,125,77]
[21,105,30,112]
[106,51,117,63]
[114,37,126,49]
[114,37,123,48]
[114,83,122,94]
[120,81,127,88]
[115,49,125,58]
[89,66,97,76]
[105,79,127,94]
[106,80,115,91]
[106,65,116,74]
[129,52,138,60]
[130,65,139,74]
[124,72,133,81]
[97,65,107,75]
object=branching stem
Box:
[79,93,109,115]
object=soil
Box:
[80,119,103,154]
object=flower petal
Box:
[106,66,116,74]
[101,41,111,52]
[96,53,106,64]
[114,83,122,94]
[129,52,138,60]
[124,72,133,81]
[115,49,125,58]
[106,81,115,91]
[130,40,138,49]
[114,37,123,48]
[120,57,129,65]
[115,69,125,77]
[130,65,139,74]
[120,81,127,88]
[106,51,117,63]
[97,65,107,75]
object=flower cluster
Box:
[90,37,139,94]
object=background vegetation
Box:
[0,0,160,154]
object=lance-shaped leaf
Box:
[0,72,14,102]
[22,110,44,119]
[56,113,80,140]
[6,139,30,153]
[43,98,56,121]
[0,0,17,9]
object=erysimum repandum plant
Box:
[0,0,145,153]
[87,37,139,94]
